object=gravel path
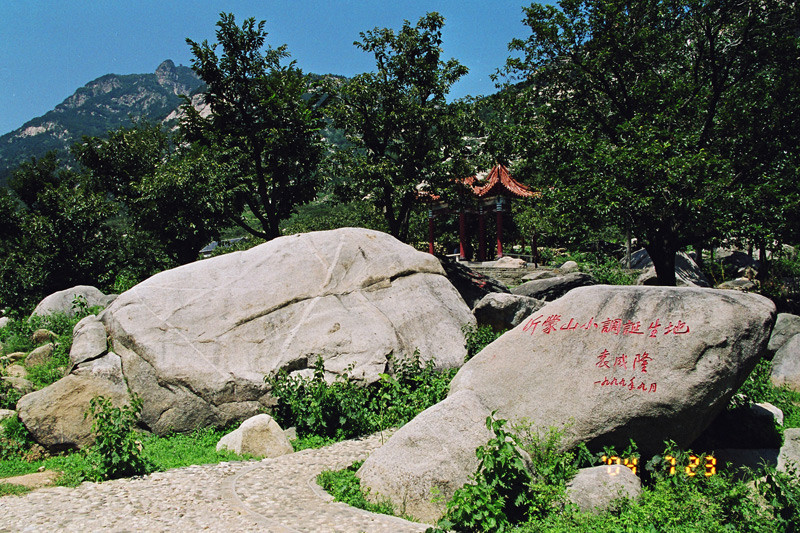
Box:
[0,432,429,533]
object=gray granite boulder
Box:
[768,314,800,355]
[511,272,596,301]
[778,428,800,472]
[216,414,293,458]
[31,286,116,317]
[23,228,474,443]
[357,390,494,523]
[360,286,775,517]
[472,293,545,331]
[17,352,129,451]
[771,334,800,391]
[567,465,641,513]
[632,249,710,287]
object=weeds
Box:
[83,395,151,481]
[317,460,399,516]
[266,353,454,442]
[462,324,505,362]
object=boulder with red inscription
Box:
[359,285,775,520]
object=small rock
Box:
[716,278,757,292]
[25,344,55,368]
[216,414,294,458]
[0,316,9,329]
[5,364,28,379]
[495,256,527,268]
[4,352,27,364]
[473,293,545,331]
[567,465,642,513]
[0,408,16,422]
[32,329,57,345]
[2,376,34,395]
[559,260,580,273]
[521,270,558,281]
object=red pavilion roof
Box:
[466,164,538,198]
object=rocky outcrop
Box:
[360,285,775,517]
[20,229,474,445]
[511,272,596,301]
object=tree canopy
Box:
[497,0,800,284]
[329,12,474,242]
[183,13,325,241]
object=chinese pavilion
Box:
[425,164,539,261]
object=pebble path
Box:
[0,432,429,533]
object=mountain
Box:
[0,60,204,186]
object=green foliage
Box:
[0,414,35,460]
[0,379,22,411]
[757,463,800,532]
[434,415,535,533]
[184,13,325,241]
[329,12,474,242]
[83,395,151,481]
[317,460,398,516]
[0,482,32,497]
[733,358,800,428]
[266,354,454,441]
[588,259,637,286]
[140,426,246,470]
[279,199,387,236]
[498,0,800,286]
[462,324,505,362]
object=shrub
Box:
[757,463,800,532]
[266,353,454,442]
[0,414,35,460]
[463,324,505,362]
[433,415,536,533]
[317,460,398,516]
[84,395,151,480]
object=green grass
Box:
[0,482,32,497]
[317,460,404,517]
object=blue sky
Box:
[0,1,546,136]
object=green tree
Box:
[75,122,226,266]
[183,13,325,241]
[0,153,120,311]
[329,12,473,242]
[498,0,799,285]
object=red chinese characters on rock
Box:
[522,314,690,337]
[594,376,658,393]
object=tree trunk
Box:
[757,241,770,283]
[645,243,678,286]
[693,240,704,271]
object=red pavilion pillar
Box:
[427,209,435,255]
[478,206,486,262]
[496,197,504,258]
[458,211,467,260]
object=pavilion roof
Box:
[465,164,538,199]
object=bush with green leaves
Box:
[757,463,800,532]
[462,324,506,362]
[0,413,35,460]
[433,415,537,533]
[266,353,455,442]
[84,395,151,481]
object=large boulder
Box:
[631,249,710,287]
[511,272,596,301]
[357,390,495,523]
[23,229,474,442]
[472,293,545,331]
[31,286,116,317]
[768,313,800,355]
[438,258,509,308]
[360,286,775,516]
[771,334,800,391]
[17,352,129,451]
